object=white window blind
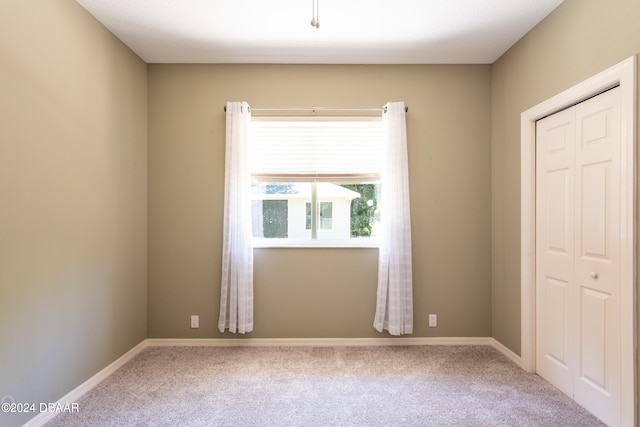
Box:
[249,117,383,182]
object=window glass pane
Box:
[306,201,333,230]
[261,200,288,238]
[314,182,379,240]
[252,182,310,239]
[337,183,380,238]
[305,203,312,230]
[319,202,332,230]
[252,182,379,241]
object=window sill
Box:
[252,238,379,249]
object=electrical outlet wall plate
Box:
[190,315,199,329]
[428,314,437,327]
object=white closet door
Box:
[572,87,621,426]
[536,87,621,426]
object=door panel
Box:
[546,171,570,253]
[544,277,570,367]
[580,162,609,258]
[579,287,608,389]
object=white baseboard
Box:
[23,336,522,426]
[488,338,523,368]
[23,340,148,427]
[147,336,494,347]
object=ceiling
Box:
[75,0,565,64]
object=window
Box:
[249,117,383,246]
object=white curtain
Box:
[218,101,254,334]
[373,101,413,335]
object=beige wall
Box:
[0,2,147,426]
[491,0,640,356]
[148,64,492,339]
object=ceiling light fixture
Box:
[310,0,320,29]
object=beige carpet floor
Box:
[46,345,605,426]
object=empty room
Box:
[2,0,639,426]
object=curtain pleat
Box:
[373,101,413,335]
[218,101,254,334]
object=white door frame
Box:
[520,55,636,425]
